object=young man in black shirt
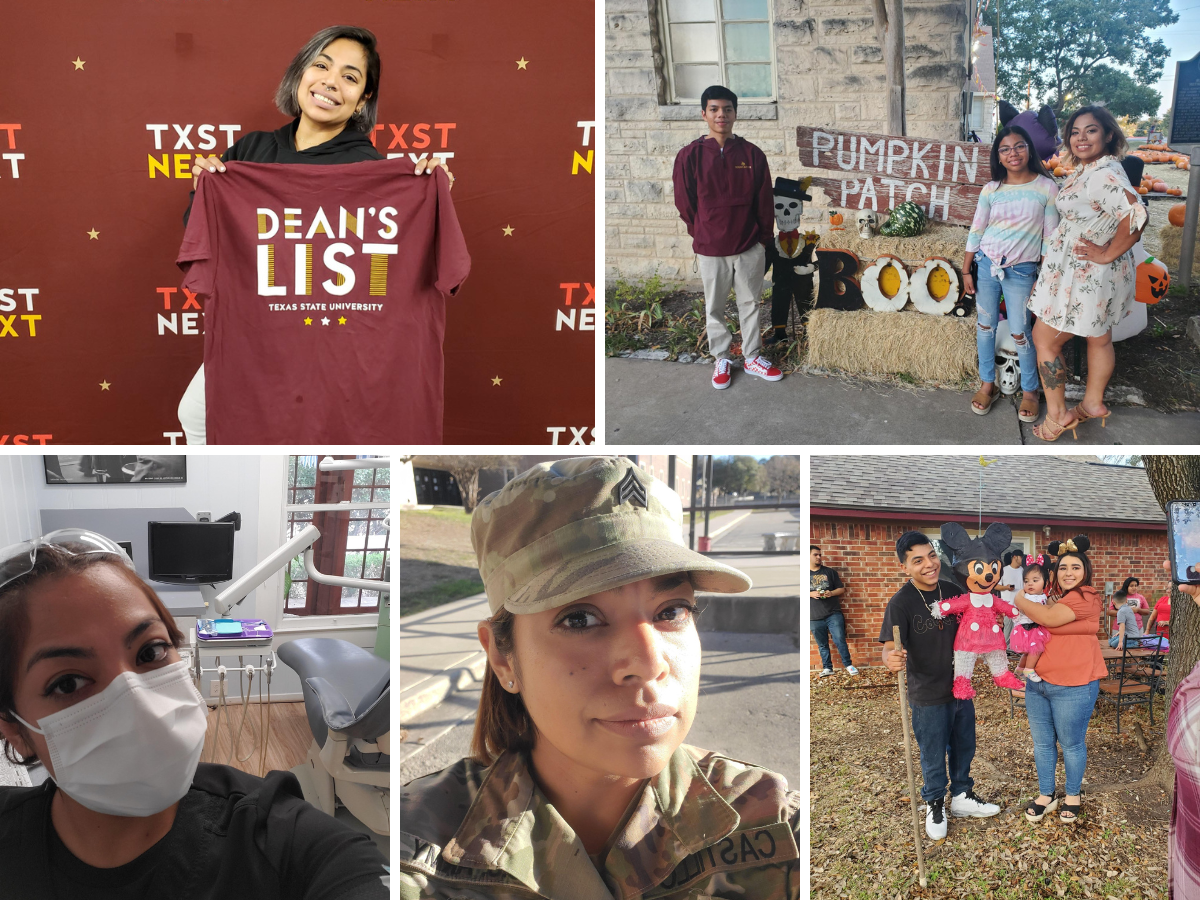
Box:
[810,545,857,676]
[878,531,1000,840]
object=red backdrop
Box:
[0,0,595,445]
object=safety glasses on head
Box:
[0,528,134,592]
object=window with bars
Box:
[660,0,774,103]
[285,455,390,615]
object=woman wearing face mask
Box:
[0,531,388,899]
[1026,106,1147,441]
[177,24,454,445]
[1009,536,1106,826]
[398,457,802,899]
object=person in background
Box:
[1108,576,1150,633]
[999,550,1025,645]
[879,532,1001,841]
[673,85,783,391]
[1154,589,1172,641]
[810,546,857,677]
[1109,592,1147,648]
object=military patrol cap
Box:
[472,456,751,615]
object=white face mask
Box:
[14,661,208,817]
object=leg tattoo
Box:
[1039,356,1067,390]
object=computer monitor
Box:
[147,521,235,584]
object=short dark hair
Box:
[1061,105,1127,166]
[700,85,738,111]
[275,26,381,134]
[989,125,1053,184]
[896,530,933,563]
[810,544,821,553]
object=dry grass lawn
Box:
[398,508,483,616]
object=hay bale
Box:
[1157,223,1200,279]
[815,222,971,270]
[805,307,979,383]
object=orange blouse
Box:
[1034,585,1108,686]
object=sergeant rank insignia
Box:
[616,469,648,508]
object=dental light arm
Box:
[207,524,322,617]
[303,548,391,595]
[318,456,391,471]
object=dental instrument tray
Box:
[196,618,274,647]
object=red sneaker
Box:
[743,355,783,382]
[712,358,732,390]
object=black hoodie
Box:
[182,118,384,227]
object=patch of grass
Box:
[1167,282,1188,298]
[1145,322,1177,339]
[403,506,471,523]
[398,578,484,617]
[897,372,919,384]
[606,331,645,356]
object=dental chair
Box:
[278,639,390,835]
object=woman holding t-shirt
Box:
[963,126,1059,423]
[1010,535,1107,826]
[177,25,453,445]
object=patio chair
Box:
[1098,624,1158,734]
[1007,649,1026,719]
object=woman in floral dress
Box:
[1027,106,1147,441]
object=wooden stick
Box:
[894,625,928,887]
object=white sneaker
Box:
[925,798,947,840]
[742,355,783,382]
[846,665,859,676]
[712,358,732,389]
[819,668,833,677]
[950,790,1001,818]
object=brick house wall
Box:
[809,516,1170,670]
[605,0,972,283]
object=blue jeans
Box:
[809,610,852,670]
[1023,678,1100,797]
[975,255,1040,392]
[910,698,976,803]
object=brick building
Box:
[809,456,1169,671]
[606,0,991,282]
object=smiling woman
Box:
[398,457,803,900]
[0,531,388,899]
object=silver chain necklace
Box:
[911,579,944,628]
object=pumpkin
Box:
[1138,186,1149,194]
[1054,166,1066,176]
[1153,182,1169,193]
[1169,203,1187,227]
[828,210,845,230]
[879,201,928,237]
[1180,159,1192,170]
[1169,188,1183,196]
[1136,256,1170,304]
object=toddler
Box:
[1011,558,1052,680]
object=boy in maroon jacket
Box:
[673,85,782,390]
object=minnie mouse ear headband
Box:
[940,521,1012,562]
[1047,535,1091,556]
[1026,554,1045,566]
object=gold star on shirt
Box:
[72,57,85,70]
[99,380,111,391]
[516,57,529,70]
[87,228,99,240]
[502,225,515,236]
[338,316,347,325]
[304,317,313,325]
[491,376,502,386]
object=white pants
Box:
[178,365,206,445]
[698,243,766,361]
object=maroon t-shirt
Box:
[177,159,470,443]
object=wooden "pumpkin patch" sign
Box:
[797,126,992,226]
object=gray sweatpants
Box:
[699,243,765,361]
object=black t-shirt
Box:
[878,580,961,707]
[0,763,389,900]
[810,566,844,620]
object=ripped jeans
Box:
[975,255,1040,393]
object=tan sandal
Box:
[1032,413,1080,442]
[971,385,999,415]
[1018,392,1040,423]
[1071,404,1111,429]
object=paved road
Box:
[607,357,1200,444]
[399,631,802,792]
[707,508,799,551]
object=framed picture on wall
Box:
[43,456,187,485]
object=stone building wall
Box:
[605,0,971,284]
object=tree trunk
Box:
[1141,457,1200,790]
[872,0,906,136]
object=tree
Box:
[712,456,763,496]
[412,455,521,513]
[994,0,1176,116]
[871,0,906,135]
[762,456,801,496]
[1076,66,1161,120]
[1139,457,1200,790]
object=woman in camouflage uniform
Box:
[399,456,801,900]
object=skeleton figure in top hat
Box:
[931,522,1027,699]
[764,176,819,347]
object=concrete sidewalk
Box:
[606,357,1200,444]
